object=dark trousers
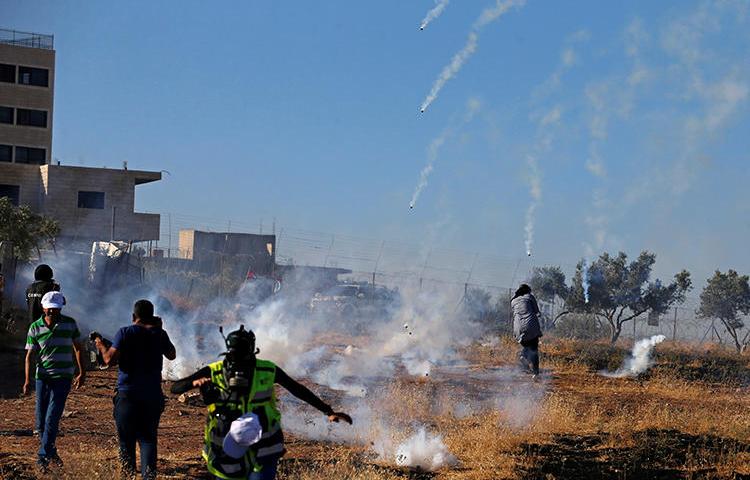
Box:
[519,337,540,375]
[113,390,164,480]
[35,378,72,461]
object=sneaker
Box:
[36,459,49,474]
[48,454,64,468]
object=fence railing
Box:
[0,29,54,50]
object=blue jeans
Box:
[35,378,72,461]
[113,390,164,480]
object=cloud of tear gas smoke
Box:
[601,334,666,378]
[410,98,481,209]
[419,0,525,113]
[396,427,457,470]
[36,248,543,469]
[420,0,450,31]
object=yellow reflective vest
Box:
[202,359,284,480]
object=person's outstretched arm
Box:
[275,367,352,424]
[170,366,211,394]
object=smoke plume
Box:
[410,98,481,209]
[395,427,457,470]
[601,334,666,378]
[524,154,541,256]
[420,0,450,31]
[419,0,525,113]
[582,258,590,303]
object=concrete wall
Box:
[39,165,161,244]
[0,162,42,208]
[0,43,55,163]
[0,164,160,246]
[178,230,277,275]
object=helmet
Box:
[34,264,53,281]
[225,325,256,358]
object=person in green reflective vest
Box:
[171,326,352,480]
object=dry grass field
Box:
[1,337,749,479]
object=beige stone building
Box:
[0,29,55,165]
[0,29,161,248]
[2,163,161,247]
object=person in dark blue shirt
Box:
[93,299,176,480]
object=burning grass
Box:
[1,337,750,479]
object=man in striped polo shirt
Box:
[23,291,85,472]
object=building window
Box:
[0,106,12,124]
[0,145,11,162]
[18,66,49,87]
[0,185,20,206]
[16,108,47,128]
[78,191,105,209]
[15,146,46,165]
[0,64,14,83]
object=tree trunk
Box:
[607,315,621,344]
[720,319,742,353]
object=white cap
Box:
[41,291,65,309]
[222,413,263,459]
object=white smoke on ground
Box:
[395,427,457,470]
[420,0,450,31]
[283,402,456,472]
[410,97,481,209]
[35,250,543,470]
[601,334,666,378]
[419,0,525,113]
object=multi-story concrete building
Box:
[0,29,54,165]
[0,28,161,248]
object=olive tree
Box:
[562,251,691,344]
[697,270,750,353]
[529,266,568,329]
[0,197,60,261]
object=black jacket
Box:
[25,280,60,323]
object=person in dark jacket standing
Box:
[25,264,61,326]
[511,284,542,376]
[93,299,176,480]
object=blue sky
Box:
[4,0,749,287]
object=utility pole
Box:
[111,206,117,241]
[672,307,678,341]
[168,213,172,258]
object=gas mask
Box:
[220,325,259,392]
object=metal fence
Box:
[147,212,742,345]
[0,29,54,50]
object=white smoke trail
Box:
[601,334,666,378]
[395,427,457,471]
[420,33,477,113]
[420,0,450,31]
[523,154,541,256]
[581,258,590,303]
[419,0,525,113]
[410,98,481,209]
[410,135,446,209]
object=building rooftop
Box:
[0,28,54,50]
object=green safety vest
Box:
[202,359,284,480]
